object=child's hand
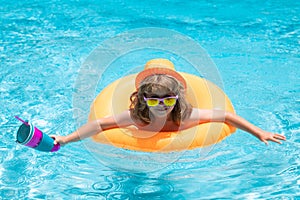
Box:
[258,131,286,145]
[50,135,67,146]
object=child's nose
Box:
[159,100,164,105]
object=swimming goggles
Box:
[143,95,178,107]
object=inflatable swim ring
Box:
[88,61,236,152]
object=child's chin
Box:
[152,110,169,117]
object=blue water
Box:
[1,0,299,199]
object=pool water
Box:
[1,0,299,199]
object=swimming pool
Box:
[1,0,299,199]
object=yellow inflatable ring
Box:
[88,73,236,152]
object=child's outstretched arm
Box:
[52,120,103,145]
[223,111,286,145]
[192,109,286,145]
[52,111,133,146]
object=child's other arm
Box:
[192,109,286,145]
[52,110,133,145]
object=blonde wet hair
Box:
[130,74,192,125]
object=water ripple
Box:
[92,175,120,194]
[107,192,130,200]
[133,180,173,197]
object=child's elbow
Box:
[94,120,103,132]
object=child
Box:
[52,59,286,146]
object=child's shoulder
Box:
[183,108,210,123]
[113,110,136,127]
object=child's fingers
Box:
[263,140,269,145]
[262,133,286,145]
[273,139,282,144]
[49,135,60,145]
[270,134,283,144]
[274,134,286,140]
